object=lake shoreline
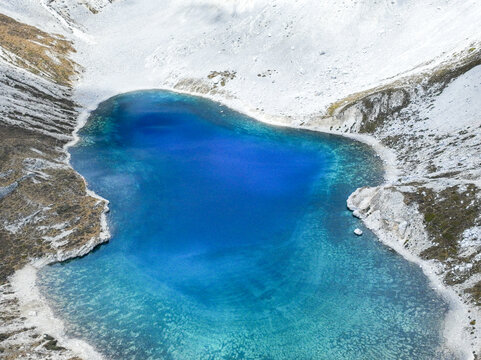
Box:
[8,87,478,360]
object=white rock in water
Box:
[354,228,363,236]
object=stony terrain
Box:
[331,48,481,300]
[0,0,480,359]
[338,50,481,357]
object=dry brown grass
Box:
[0,13,77,86]
[325,88,376,117]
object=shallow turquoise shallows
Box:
[39,91,449,360]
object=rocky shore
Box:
[323,49,481,358]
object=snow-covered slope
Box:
[68,0,481,119]
[5,0,479,120]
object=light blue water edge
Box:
[38,90,451,360]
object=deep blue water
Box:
[39,91,449,359]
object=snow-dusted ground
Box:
[6,0,481,128]
[1,0,481,359]
[69,0,481,119]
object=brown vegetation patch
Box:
[467,281,481,306]
[0,14,77,86]
[403,185,480,261]
[0,124,106,284]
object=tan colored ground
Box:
[0,14,76,86]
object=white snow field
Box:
[71,0,481,119]
[3,0,481,125]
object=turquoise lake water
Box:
[38,91,450,359]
